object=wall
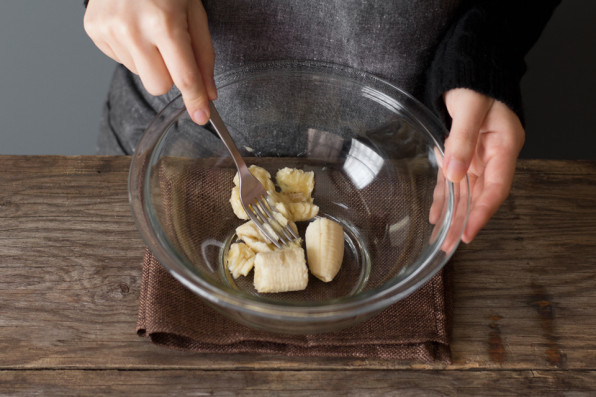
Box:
[0,1,114,155]
[1,1,594,158]
[520,0,596,160]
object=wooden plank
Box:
[449,159,596,369]
[1,369,596,396]
[0,156,595,371]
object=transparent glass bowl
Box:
[129,61,469,334]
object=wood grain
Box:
[1,370,596,396]
[1,156,595,393]
[449,160,596,370]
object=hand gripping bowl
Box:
[129,61,469,334]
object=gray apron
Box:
[96,0,462,155]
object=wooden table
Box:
[1,155,595,395]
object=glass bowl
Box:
[129,61,469,334]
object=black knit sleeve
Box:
[425,0,560,127]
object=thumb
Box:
[443,88,493,182]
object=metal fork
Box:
[206,101,299,249]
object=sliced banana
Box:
[228,166,346,291]
[229,187,249,220]
[305,217,345,282]
[281,191,310,203]
[226,242,256,278]
[253,247,308,293]
[233,165,276,192]
[285,201,320,222]
[276,167,314,198]
[230,165,276,220]
[235,219,300,253]
[274,168,318,222]
[268,192,292,220]
[235,221,276,253]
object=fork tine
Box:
[284,224,300,240]
[260,204,299,243]
[247,202,283,249]
[254,197,292,246]
[256,196,294,245]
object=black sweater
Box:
[426,0,561,125]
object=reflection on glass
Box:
[306,128,343,160]
[389,215,410,247]
[343,139,384,189]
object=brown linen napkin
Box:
[137,250,452,362]
[136,157,453,363]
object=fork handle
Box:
[206,101,251,175]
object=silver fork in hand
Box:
[206,101,299,249]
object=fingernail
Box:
[191,109,209,125]
[445,158,466,182]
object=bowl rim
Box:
[128,60,470,323]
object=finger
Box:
[157,27,210,125]
[91,37,139,74]
[188,1,217,100]
[131,44,174,96]
[441,176,473,252]
[429,159,446,225]
[462,149,516,243]
[88,37,119,63]
[84,7,139,75]
[114,17,174,94]
[109,40,139,75]
[429,166,446,248]
[443,89,493,183]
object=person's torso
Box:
[203,0,463,96]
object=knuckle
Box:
[517,128,526,147]
[503,126,526,153]
[175,71,199,93]
[114,22,137,42]
[145,11,184,40]
[83,13,104,37]
[145,12,170,36]
[82,14,95,34]
[450,126,478,142]
[446,134,475,158]
[145,80,172,96]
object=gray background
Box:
[1,1,595,159]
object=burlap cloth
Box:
[136,157,453,363]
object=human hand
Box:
[442,88,525,243]
[84,0,216,125]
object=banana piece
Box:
[270,190,318,222]
[253,247,308,293]
[305,217,345,282]
[230,165,276,220]
[285,201,320,222]
[231,166,318,222]
[267,192,292,219]
[275,168,318,222]
[276,167,314,198]
[282,191,309,203]
[229,187,249,220]
[235,219,300,253]
[233,165,276,192]
[226,242,256,278]
[235,221,276,253]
